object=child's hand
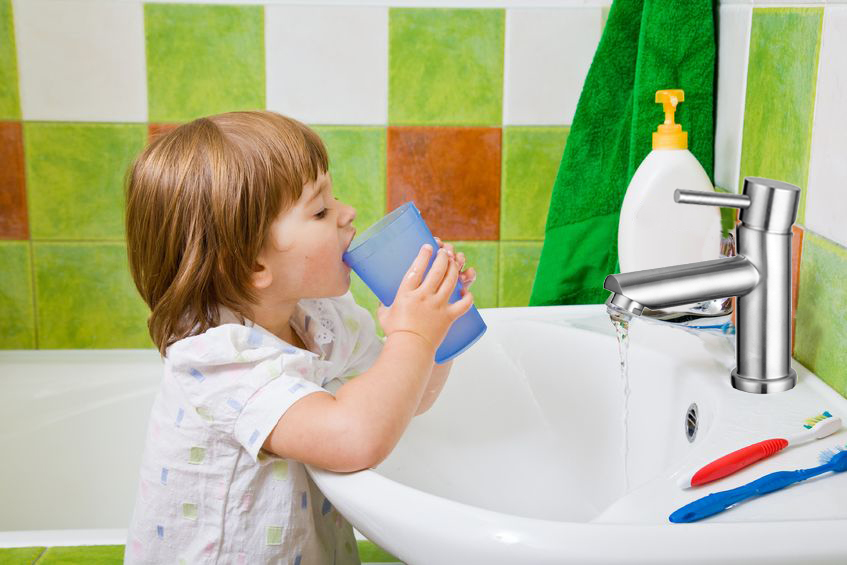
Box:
[377,243,474,351]
[433,236,476,292]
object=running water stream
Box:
[607,304,632,492]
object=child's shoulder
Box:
[165,322,301,370]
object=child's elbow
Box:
[347,426,397,471]
[356,436,391,471]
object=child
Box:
[123,110,476,564]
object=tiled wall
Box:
[0,0,603,349]
[0,0,844,401]
[715,1,846,397]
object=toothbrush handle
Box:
[670,466,828,523]
[689,438,789,487]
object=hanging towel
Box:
[529,0,716,306]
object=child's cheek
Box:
[269,215,300,252]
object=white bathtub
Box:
[0,349,163,547]
[0,349,383,555]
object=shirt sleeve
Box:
[335,292,385,378]
[169,325,329,462]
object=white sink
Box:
[307,305,847,565]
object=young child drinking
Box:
[123,110,476,564]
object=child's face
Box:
[253,171,357,301]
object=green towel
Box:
[529,0,716,306]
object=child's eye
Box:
[315,208,328,219]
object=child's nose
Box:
[340,202,356,226]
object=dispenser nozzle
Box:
[652,89,688,150]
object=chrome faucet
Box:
[604,177,801,394]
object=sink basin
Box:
[307,305,847,565]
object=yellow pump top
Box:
[652,89,688,150]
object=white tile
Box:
[504,8,601,126]
[265,5,388,125]
[714,3,752,193]
[805,6,847,247]
[13,0,147,123]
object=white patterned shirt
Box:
[125,291,384,565]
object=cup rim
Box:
[345,201,418,259]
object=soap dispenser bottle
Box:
[617,89,722,274]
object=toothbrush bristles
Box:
[803,410,833,429]
[818,444,847,465]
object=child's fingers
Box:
[448,290,474,319]
[436,254,460,300]
[420,248,450,294]
[401,244,433,290]
[434,236,456,260]
[460,266,476,287]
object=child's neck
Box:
[251,298,304,349]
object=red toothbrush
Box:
[677,411,841,489]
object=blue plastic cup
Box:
[342,202,486,363]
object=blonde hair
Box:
[125,111,329,354]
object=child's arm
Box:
[415,359,452,415]
[408,237,472,416]
[262,330,436,473]
[263,244,471,473]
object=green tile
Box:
[357,540,400,562]
[0,546,44,564]
[0,241,35,348]
[448,241,498,310]
[24,123,147,240]
[501,127,569,240]
[312,126,386,232]
[3,542,399,565]
[794,233,847,397]
[739,8,823,224]
[0,0,20,119]
[36,545,123,564]
[499,241,543,308]
[33,242,152,348]
[145,4,265,122]
[389,8,504,125]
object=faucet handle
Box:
[675,177,800,234]
[674,190,751,209]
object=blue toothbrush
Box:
[669,445,847,523]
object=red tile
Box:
[0,122,28,239]
[791,224,804,353]
[387,126,501,241]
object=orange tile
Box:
[791,224,804,353]
[387,126,501,241]
[0,122,28,239]
[148,123,181,144]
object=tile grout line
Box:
[733,1,754,193]
[31,546,48,564]
[21,113,39,347]
[28,240,38,348]
[800,4,825,234]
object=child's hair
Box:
[125,111,329,355]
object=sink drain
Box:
[685,403,699,443]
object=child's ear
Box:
[251,254,273,290]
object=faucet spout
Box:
[603,255,759,314]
